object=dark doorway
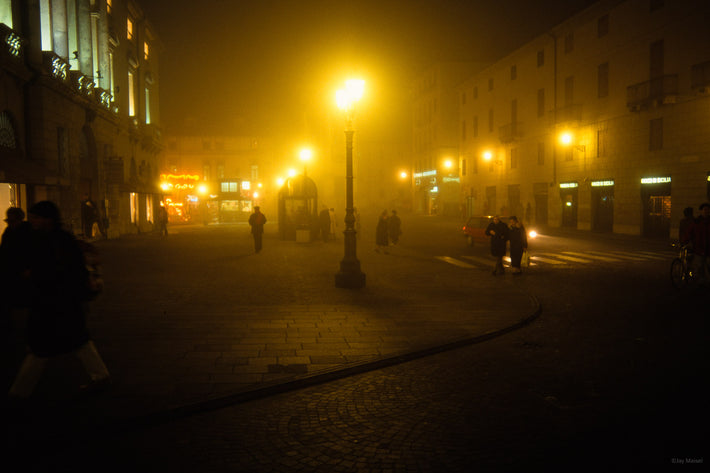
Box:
[641,180,671,238]
[560,185,578,228]
[591,184,614,233]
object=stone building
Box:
[0,0,161,238]
[415,0,709,238]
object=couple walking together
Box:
[485,215,527,275]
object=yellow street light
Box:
[399,171,408,180]
[482,150,493,161]
[335,78,366,289]
[299,148,313,177]
[559,131,573,146]
[287,168,297,178]
[276,177,285,187]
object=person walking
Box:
[388,210,402,245]
[157,204,168,237]
[375,210,389,254]
[8,201,110,400]
[508,216,528,275]
[485,215,509,275]
[319,206,331,242]
[80,193,98,239]
[248,206,267,253]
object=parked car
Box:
[463,216,537,246]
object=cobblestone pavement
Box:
[4,219,537,429]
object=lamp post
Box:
[334,79,366,288]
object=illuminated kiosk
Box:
[278,175,318,241]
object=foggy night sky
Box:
[141,0,598,138]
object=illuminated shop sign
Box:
[559,182,578,189]
[413,170,437,178]
[591,180,615,187]
[641,176,671,184]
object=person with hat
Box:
[248,205,267,253]
[8,201,110,400]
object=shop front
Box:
[591,179,614,233]
[641,176,671,238]
[559,182,578,228]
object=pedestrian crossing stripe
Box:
[551,253,595,263]
[529,255,567,265]
[562,251,623,262]
[439,249,667,270]
[586,251,648,261]
[460,255,497,266]
[435,256,478,268]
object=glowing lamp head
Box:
[400,171,408,179]
[559,132,573,146]
[299,148,312,162]
[444,159,453,169]
[197,184,208,195]
[287,169,297,178]
[336,79,365,110]
[528,230,538,238]
[482,151,493,161]
[276,177,285,187]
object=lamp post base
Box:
[335,263,366,288]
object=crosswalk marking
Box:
[437,249,670,271]
[563,251,623,262]
[553,253,595,263]
[436,256,478,268]
[529,255,567,265]
[460,255,496,266]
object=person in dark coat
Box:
[319,206,331,242]
[1,207,33,307]
[248,206,267,253]
[375,210,389,254]
[485,215,509,275]
[80,193,98,238]
[683,202,710,285]
[678,207,694,243]
[388,210,402,245]
[508,216,528,275]
[8,201,110,399]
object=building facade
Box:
[446,0,710,238]
[411,62,482,216]
[0,0,161,238]
[160,134,279,223]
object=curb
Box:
[104,294,542,433]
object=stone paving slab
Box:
[6,221,539,428]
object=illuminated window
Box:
[108,51,115,97]
[130,193,138,223]
[145,87,151,124]
[144,41,149,60]
[106,0,113,15]
[91,14,100,86]
[127,71,135,116]
[0,2,13,27]
[39,0,52,51]
[127,17,134,41]
[146,195,153,223]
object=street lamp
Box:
[334,79,366,289]
[299,148,312,177]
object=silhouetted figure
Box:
[508,216,528,275]
[1,207,32,308]
[80,193,98,238]
[329,208,337,240]
[8,201,110,399]
[375,210,389,254]
[248,206,267,253]
[684,203,710,286]
[679,206,694,243]
[485,215,509,275]
[157,205,168,236]
[388,210,402,245]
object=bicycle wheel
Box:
[670,258,687,289]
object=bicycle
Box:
[670,242,695,289]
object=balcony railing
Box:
[691,61,710,92]
[0,23,22,59]
[42,51,69,82]
[498,122,524,143]
[627,74,678,111]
